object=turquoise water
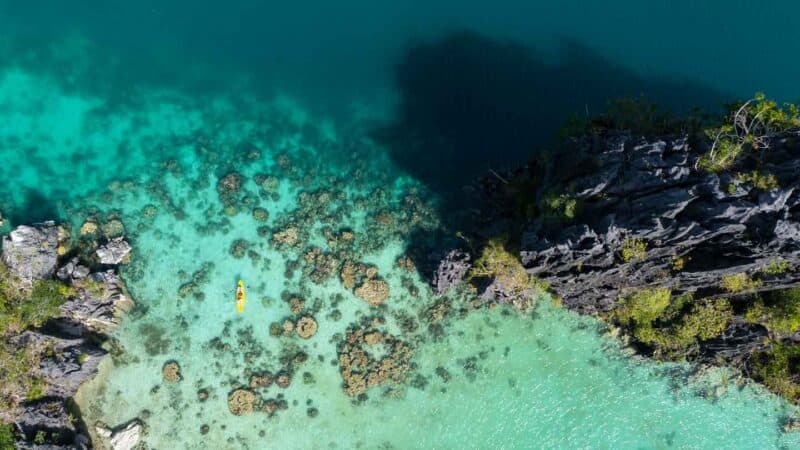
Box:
[2,2,800,449]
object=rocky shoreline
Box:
[0,220,140,449]
[432,128,800,406]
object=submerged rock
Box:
[1,221,59,286]
[80,220,99,236]
[272,226,300,247]
[101,219,126,239]
[337,327,414,396]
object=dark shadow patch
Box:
[376,30,730,210]
[375,30,733,274]
[6,189,63,226]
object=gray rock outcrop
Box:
[442,131,800,368]
[56,257,91,283]
[59,270,134,335]
[1,221,59,286]
[95,238,132,265]
[517,133,800,314]
[1,221,135,448]
[105,419,144,450]
[431,249,471,295]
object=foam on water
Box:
[3,66,800,450]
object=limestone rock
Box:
[14,330,107,399]
[56,257,91,282]
[58,270,134,335]
[96,237,132,265]
[511,134,800,315]
[16,399,77,444]
[1,221,59,286]
[431,249,471,295]
[109,419,144,450]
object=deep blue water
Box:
[3,0,799,205]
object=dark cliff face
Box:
[519,132,800,314]
[1,222,134,448]
[432,130,800,388]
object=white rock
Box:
[95,237,132,265]
[109,419,143,450]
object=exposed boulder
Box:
[104,419,144,450]
[56,257,91,282]
[95,237,132,265]
[1,221,59,286]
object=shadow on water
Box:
[6,189,62,226]
[376,30,732,267]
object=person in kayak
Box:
[236,280,246,313]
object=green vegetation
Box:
[558,97,709,139]
[77,352,89,365]
[744,288,800,334]
[737,171,779,191]
[0,423,15,450]
[720,272,762,294]
[751,342,800,403]
[698,93,800,172]
[761,258,793,276]
[538,191,581,226]
[469,238,542,298]
[620,238,647,263]
[33,430,45,445]
[0,340,39,410]
[671,255,686,272]
[615,288,672,328]
[26,378,46,402]
[1,262,73,335]
[0,262,73,413]
[615,289,732,358]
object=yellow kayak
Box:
[236,280,246,313]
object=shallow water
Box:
[2,2,800,449]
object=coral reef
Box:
[295,316,318,339]
[354,279,390,306]
[337,326,414,397]
[227,389,258,416]
[162,361,182,382]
